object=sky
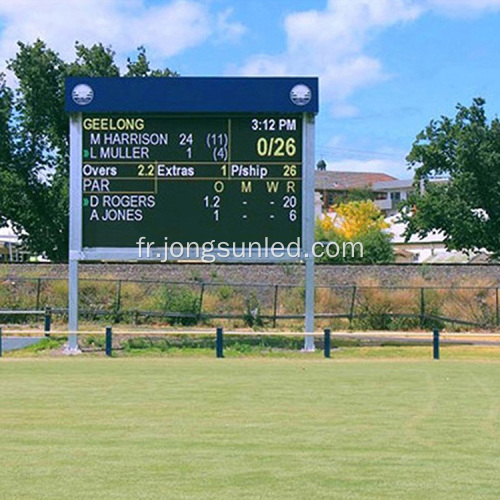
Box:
[1,0,500,179]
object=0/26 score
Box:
[251,116,301,225]
[201,114,303,227]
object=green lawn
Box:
[1,357,500,499]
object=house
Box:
[373,179,414,216]
[386,215,472,263]
[315,170,397,210]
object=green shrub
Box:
[157,285,200,326]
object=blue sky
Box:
[1,0,500,179]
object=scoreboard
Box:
[81,114,302,248]
[66,77,318,261]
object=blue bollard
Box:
[44,307,51,337]
[216,327,224,358]
[105,326,112,357]
[324,329,331,358]
[433,328,440,360]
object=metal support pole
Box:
[116,280,122,316]
[216,327,224,358]
[496,287,499,327]
[66,113,82,355]
[433,328,440,360]
[44,307,51,337]
[197,283,205,323]
[0,327,3,357]
[304,257,315,351]
[272,284,279,329]
[349,285,357,326]
[324,328,331,358]
[105,326,113,357]
[303,113,315,351]
[67,259,79,353]
[35,278,42,311]
[420,287,425,329]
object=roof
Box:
[385,215,445,244]
[373,179,414,190]
[315,170,397,191]
[0,221,22,244]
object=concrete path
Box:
[2,337,44,352]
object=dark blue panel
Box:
[65,77,318,113]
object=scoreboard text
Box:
[81,114,303,248]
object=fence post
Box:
[116,280,122,317]
[496,288,499,327]
[348,285,357,326]
[324,328,331,358]
[216,326,224,358]
[273,285,279,329]
[197,283,205,323]
[105,326,113,357]
[44,307,51,337]
[0,326,3,357]
[420,288,426,329]
[35,278,42,311]
[433,328,440,360]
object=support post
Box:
[324,328,331,358]
[44,307,51,337]
[66,113,82,355]
[303,113,315,351]
[433,328,440,360]
[216,326,224,358]
[116,280,122,316]
[348,285,357,326]
[0,326,3,357]
[197,283,205,323]
[105,326,113,357]
[35,278,42,311]
[420,287,425,329]
[67,259,79,353]
[272,284,279,329]
[496,287,499,327]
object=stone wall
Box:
[2,262,500,286]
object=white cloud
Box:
[0,0,245,73]
[239,0,421,115]
[216,8,247,42]
[426,0,500,15]
[238,0,500,115]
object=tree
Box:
[335,187,377,204]
[0,40,176,260]
[125,46,179,77]
[316,200,394,263]
[401,98,500,256]
[0,74,13,233]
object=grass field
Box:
[1,357,500,499]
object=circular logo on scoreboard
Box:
[72,84,94,106]
[290,84,312,106]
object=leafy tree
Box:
[316,200,394,263]
[125,46,179,77]
[335,187,376,204]
[326,200,389,239]
[67,42,120,77]
[0,40,176,260]
[401,98,500,256]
